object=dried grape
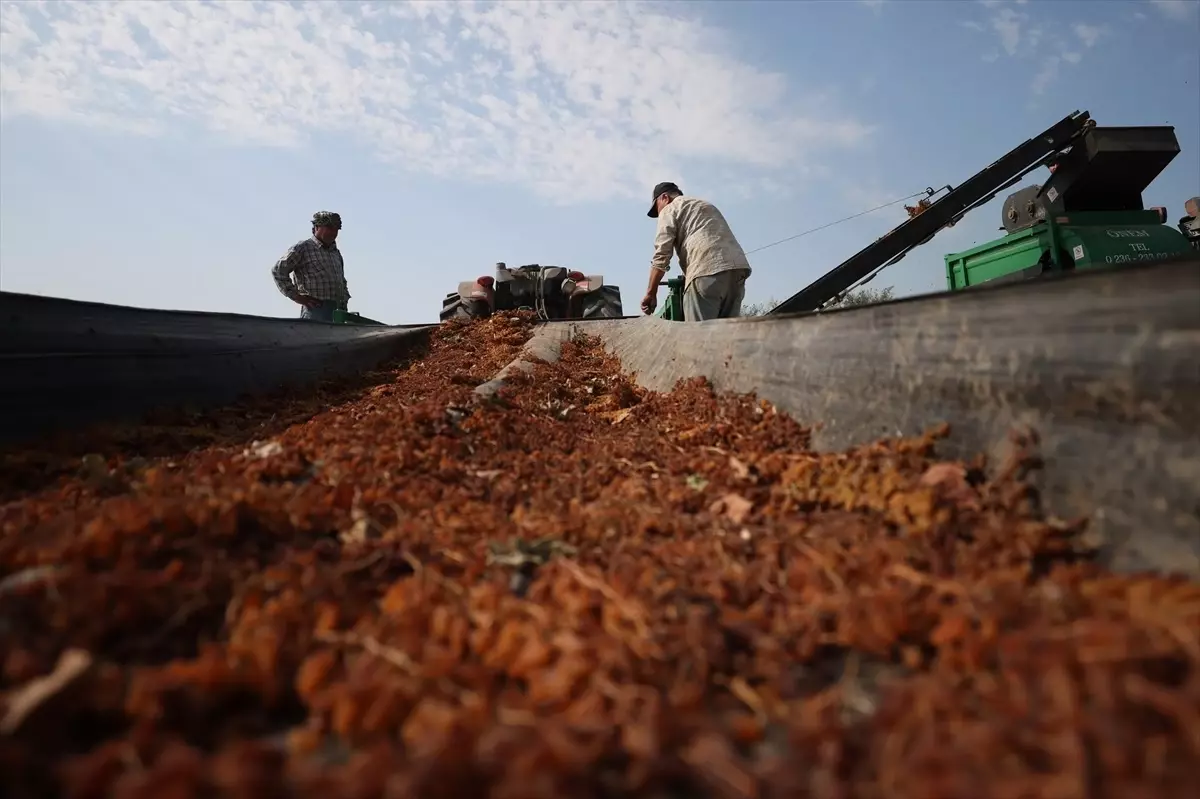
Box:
[0,312,1196,798]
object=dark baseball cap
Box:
[647,181,681,218]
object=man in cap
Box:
[271,211,351,322]
[640,181,752,321]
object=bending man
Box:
[640,181,752,321]
[271,211,351,322]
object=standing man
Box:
[271,211,351,322]
[640,181,751,321]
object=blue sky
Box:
[1,0,1197,324]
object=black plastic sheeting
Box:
[0,292,434,446]
[581,255,1200,578]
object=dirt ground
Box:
[0,312,1196,798]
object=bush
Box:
[741,285,895,316]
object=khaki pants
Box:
[682,269,749,321]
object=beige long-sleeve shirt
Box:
[650,196,752,289]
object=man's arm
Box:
[272,244,324,305]
[271,247,304,302]
[272,246,322,308]
[646,266,667,295]
[641,207,677,314]
[650,210,677,274]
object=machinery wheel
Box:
[439,296,490,322]
[579,286,623,319]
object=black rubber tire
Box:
[579,286,623,319]
[439,297,491,322]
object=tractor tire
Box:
[439,295,490,322]
[579,286,623,319]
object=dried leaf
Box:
[244,440,284,459]
[710,493,754,525]
[919,462,979,509]
[729,456,751,480]
[1,649,92,734]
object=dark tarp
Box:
[0,292,433,445]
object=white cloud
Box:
[0,0,872,204]
[1072,23,1106,49]
[990,8,1028,56]
[1031,56,1060,96]
[1148,0,1199,21]
[966,1,1110,95]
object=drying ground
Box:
[0,313,1196,798]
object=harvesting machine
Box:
[768,111,1196,315]
[440,262,623,322]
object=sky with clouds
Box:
[1,0,1197,323]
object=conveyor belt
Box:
[769,110,1096,315]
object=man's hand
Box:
[295,294,323,309]
[643,266,666,315]
[641,289,658,315]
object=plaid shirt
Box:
[272,236,350,305]
[651,196,752,290]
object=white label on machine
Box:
[1072,244,1084,260]
[1047,187,1059,201]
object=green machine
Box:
[769,111,1196,316]
[332,309,386,326]
[944,124,1194,290]
[654,276,686,321]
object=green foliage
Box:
[740,299,780,317]
[740,285,895,316]
[827,285,895,308]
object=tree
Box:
[740,285,894,316]
[741,298,780,316]
[826,285,894,308]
